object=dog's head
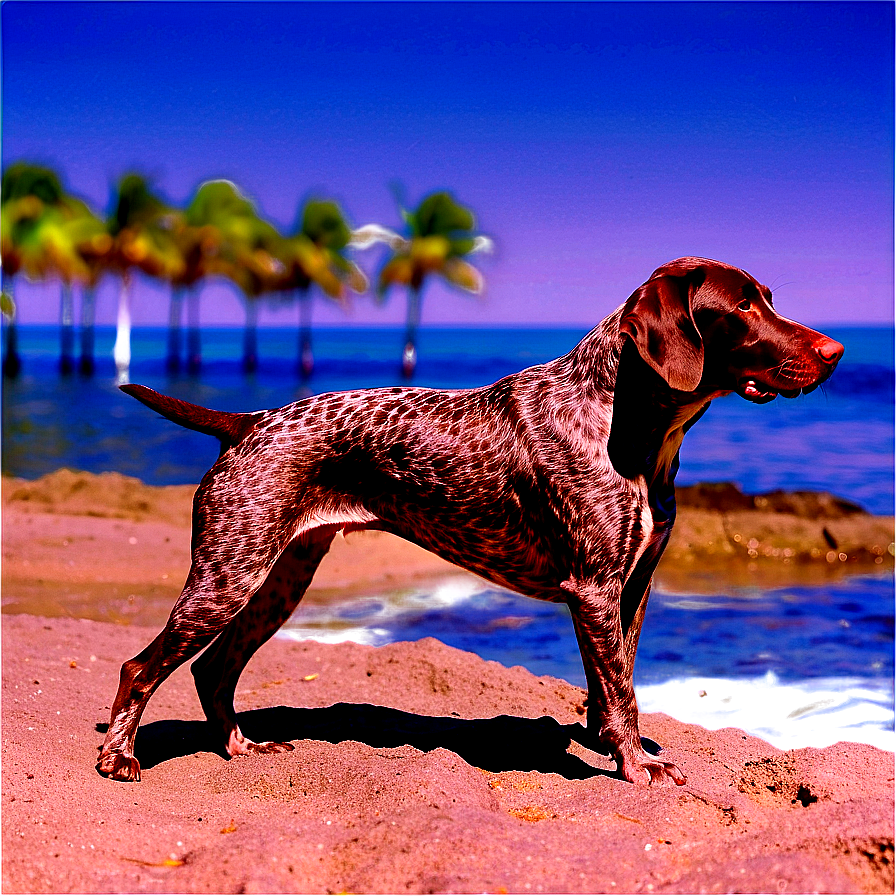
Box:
[619,257,843,402]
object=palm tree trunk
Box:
[402,285,422,379]
[113,276,131,385]
[166,288,184,374]
[242,300,258,374]
[186,287,201,376]
[2,275,21,379]
[59,282,75,375]
[298,289,314,378]
[78,286,96,376]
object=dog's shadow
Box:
[98,704,631,780]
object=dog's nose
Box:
[815,337,844,365]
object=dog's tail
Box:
[120,384,261,450]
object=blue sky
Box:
[3,1,893,328]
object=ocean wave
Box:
[636,671,894,752]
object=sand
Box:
[2,471,894,894]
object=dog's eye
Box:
[737,298,752,312]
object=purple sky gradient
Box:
[3,1,893,328]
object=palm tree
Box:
[0,163,109,377]
[77,285,99,375]
[227,218,283,374]
[75,224,112,376]
[168,179,255,375]
[276,199,367,377]
[58,195,117,377]
[353,191,492,378]
[165,181,232,374]
[183,181,284,373]
[57,196,110,375]
[1,163,66,377]
[105,175,184,383]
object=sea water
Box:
[278,572,894,751]
[3,323,893,750]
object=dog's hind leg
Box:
[190,532,335,758]
[621,579,652,682]
[96,506,304,782]
[96,587,229,782]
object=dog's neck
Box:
[542,313,715,517]
[604,337,712,512]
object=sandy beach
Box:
[2,471,894,894]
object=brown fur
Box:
[97,257,843,785]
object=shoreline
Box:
[2,470,892,629]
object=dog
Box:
[97,257,843,785]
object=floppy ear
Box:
[619,268,705,392]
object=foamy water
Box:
[636,672,894,752]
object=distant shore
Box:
[2,470,891,627]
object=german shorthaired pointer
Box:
[97,257,843,785]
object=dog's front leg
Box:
[563,577,686,785]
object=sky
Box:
[3,1,894,328]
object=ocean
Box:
[2,323,894,751]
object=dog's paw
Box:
[619,752,686,786]
[225,728,296,758]
[96,752,141,782]
[244,740,296,756]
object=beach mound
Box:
[2,468,197,528]
[666,481,893,573]
[676,481,868,518]
[2,614,893,894]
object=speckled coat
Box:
[97,257,843,786]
